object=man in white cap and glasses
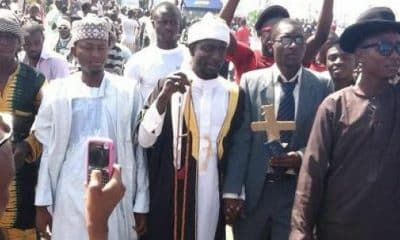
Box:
[290,6,400,240]
[54,18,73,59]
[34,16,149,240]
[0,9,46,240]
[138,13,246,240]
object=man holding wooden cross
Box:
[224,18,332,240]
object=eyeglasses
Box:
[359,41,400,57]
[274,36,305,47]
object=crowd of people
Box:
[0,0,400,240]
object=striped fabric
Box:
[0,63,45,234]
[0,9,23,43]
[277,79,297,144]
[105,45,125,75]
[0,227,37,240]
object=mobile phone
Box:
[86,137,115,184]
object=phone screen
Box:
[88,142,110,169]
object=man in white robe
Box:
[124,2,190,103]
[138,14,245,240]
[34,16,149,240]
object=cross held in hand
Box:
[251,105,296,141]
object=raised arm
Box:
[219,0,240,26]
[219,0,240,55]
[303,0,334,64]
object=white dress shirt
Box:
[271,64,303,119]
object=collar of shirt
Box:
[188,70,220,93]
[272,63,303,84]
[153,44,184,55]
[272,64,303,117]
[39,48,53,60]
[70,71,107,99]
[20,48,52,65]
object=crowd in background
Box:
[0,0,400,240]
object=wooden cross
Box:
[251,105,296,141]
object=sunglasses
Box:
[359,41,400,56]
[274,36,305,47]
[58,26,69,30]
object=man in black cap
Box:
[219,0,333,82]
[290,6,400,240]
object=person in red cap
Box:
[291,6,400,240]
[219,0,334,83]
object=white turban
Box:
[71,16,109,44]
[187,13,230,45]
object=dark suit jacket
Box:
[223,66,333,213]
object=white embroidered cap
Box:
[187,13,230,45]
[71,16,109,44]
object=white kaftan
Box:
[52,82,120,240]
[34,72,149,240]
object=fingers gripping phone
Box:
[86,137,115,184]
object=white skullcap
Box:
[71,16,109,44]
[187,13,230,45]
[57,18,71,29]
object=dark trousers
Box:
[233,177,297,240]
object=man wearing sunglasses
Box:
[54,18,73,60]
[226,18,332,240]
[291,7,400,240]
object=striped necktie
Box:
[277,77,297,144]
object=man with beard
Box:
[325,41,356,91]
[20,22,70,81]
[0,9,46,240]
[219,0,334,82]
[124,1,190,102]
[291,7,400,240]
[225,18,332,240]
[138,14,245,240]
[34,16,148,240]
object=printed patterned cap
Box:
[71,16,109,44]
